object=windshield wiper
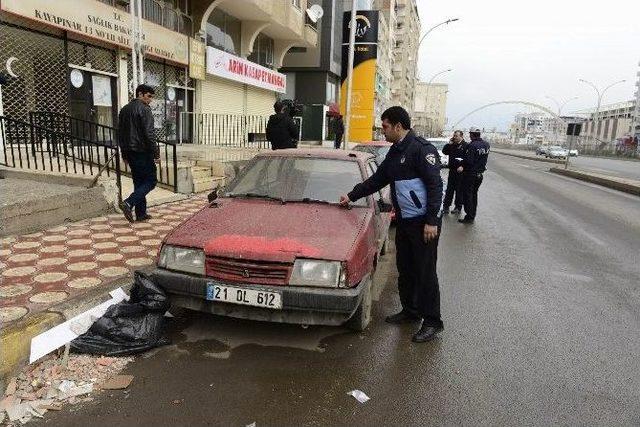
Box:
[288,197,342,206]
[226,192,286,204]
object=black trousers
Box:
[124,151,157,218]
[395,222,443,328]
[462,172,483,220]
[334,133,343,149]
[443,170,463,210]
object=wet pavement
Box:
[30,154,640,426]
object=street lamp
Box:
[417,18,460,48]
[578,78,626,147]
[424,69,451,136]
[545,95,578,144]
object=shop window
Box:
[206,9,241,55]
[248,33,275,68]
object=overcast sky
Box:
[415,0,640,132]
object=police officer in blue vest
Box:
[458,127,490,224]
[339,106,445,343]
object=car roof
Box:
[256,148,375,161]
[353,141,392,147]
[424,137,449,143]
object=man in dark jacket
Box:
[441,130,466,214]
[458,127,490,224]
[339,106,444,343]
[332,115,344,149]
[266,100,298,150]
[118,84,159,223]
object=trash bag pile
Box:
[70,271,170,356]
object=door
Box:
[167,86,193,143]
[68,68,117,144]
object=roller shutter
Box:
[200,75,244,114]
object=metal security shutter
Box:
[200,76,244,114]
[246,87,276,116]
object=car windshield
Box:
[225,157,368,207]
[352,145,391,164]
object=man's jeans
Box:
[124,151,157,219]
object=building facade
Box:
[0,0,316,144]
[573,100,635,146]
[413,82,448,137]
[633,61,640,147]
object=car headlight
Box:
[158,245,205,275]
[289,259,345,288]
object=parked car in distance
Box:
[536,145,548,156]
[546,146,568,159]
[569,148,579,157]
[423,137,449,168]
[352,141,392,165]
[151,149,393,331]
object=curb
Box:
[493,149,564,164]
[549,168,640,196]
[0,267,152,391]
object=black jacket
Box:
[266,112,298,150]
[118,99,158,158]
[442,140,467,170]
[347,131,444,226]
[462,137,490,173]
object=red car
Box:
[151,149,392,331]
[352,141,396,221]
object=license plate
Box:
[206,283,282,310]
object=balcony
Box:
[304,24,318,46]
[96,0,193,36]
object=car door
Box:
[366,160,391,253]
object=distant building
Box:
[413,82,448,137]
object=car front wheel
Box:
[346,278,372,331]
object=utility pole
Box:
[343,0,358,150]
[579,78,626,147]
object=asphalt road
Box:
[569,155,640,181]
[34,154,640,426]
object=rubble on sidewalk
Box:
[0,353,134,424]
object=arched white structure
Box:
[451,100,563,129]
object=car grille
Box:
[205,257,292,285]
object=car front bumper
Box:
[150,268,367,326]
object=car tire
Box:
[346,278,372,332]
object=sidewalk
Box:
[0,195,206,326]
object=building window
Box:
[248,33,275,68]
[289,46,308,53]
[326,80,336,102]
[206,9,241,55]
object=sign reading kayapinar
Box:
[206,46,286,93]
[0,0,189,65]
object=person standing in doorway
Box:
[458,127,490,224]
[266,100,299,150]
[332,114,345,149]
[339,106,444,343]
[441,130,466,214]
[118,84,159,223]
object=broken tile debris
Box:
[1,353,133,424]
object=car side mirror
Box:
[377,199,393,213]
[207,189,218,203]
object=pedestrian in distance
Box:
[339,106,445,343]
[118,84,159,223]
[332,114,345,149]
[458,127,490,224]
[441,130,467,214]
[266,100,299,150]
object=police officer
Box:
[441,130,467,214]
[339,106,444,343]
[458,127,490,224]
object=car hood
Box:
[164,198,371,263]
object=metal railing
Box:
[184,113,271,149]
[0,115,123,200]
[29,111,178,192]
[96,0,193,36]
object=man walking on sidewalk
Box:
[458,127,490,224]
[118,84,159,223]
[339,106,444,343]
[441,130,466,214]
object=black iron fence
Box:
[185,113,271,149]
[29,111,178,192]
[0,115,123,199]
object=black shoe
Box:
[119,201,134,223]
[411,324,444,343]
[136,214,153,222]
[458,216,474,224]
[451,208,461,214]
[385,310,421,324]
[442,208,450,214]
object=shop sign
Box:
[189,38,206,81]
[206,46,286,93]
[0,0,189,65]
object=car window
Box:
[375,146,390,163]
[367,162,384,201]
[226,157,368,207]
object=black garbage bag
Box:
[70,271,171,356]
